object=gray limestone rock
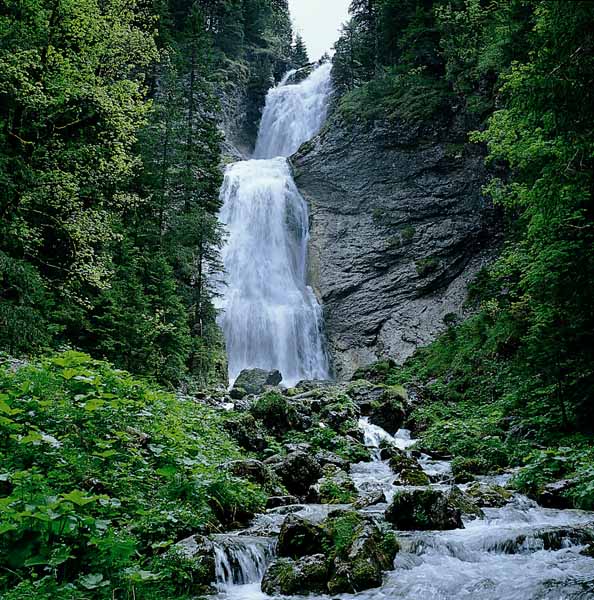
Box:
[293,114,499,378]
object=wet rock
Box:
[397,467,430,486]
[385,488,464,530]
[325,514,399,595]
[262,554,329,595]
[251,392,310,436]
[225,459,283,495]
[273,450,322,497]
[465,482,513,508]
[277,515,330,559]
[537,479,576,509]
[231,368,283,398]
[346,381,386,413]
[315,449,350,471]
[353,489,387,509]
[446,486,485,519]
[388,448,421,473]
[368,386,407,433]
[266,495,300,509]
[222,413,268,453]
[308,466,357,504]
[295,379,336,392]
[172,535,216,593]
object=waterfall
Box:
[212,535,276,591]
[217,63,332,386]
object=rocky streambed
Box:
[174,371,594,600]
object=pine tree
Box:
[292,33,310,66]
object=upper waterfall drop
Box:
[217,63,332,386]
[254,62,333,160]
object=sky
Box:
[288,0,351,61]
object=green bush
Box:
[0,352,265,598]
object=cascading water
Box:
[217,63,332,386]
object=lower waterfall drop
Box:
[217,64,332,386]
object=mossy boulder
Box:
[309,466,358,504]
[251,391,310,436]
[465,482,513,507]
[385,489,463,530]
[265,511,399,596]
[261,555,329,595]
[273,450,322,497]
[397,467,430,486]
[231,368,282,398]
[225,459,284,495]
[222,412,269,453]
[277,515,330,558]
[324,512,399,594]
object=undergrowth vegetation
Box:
[0,352,265,599]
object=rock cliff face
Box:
[292,114,499,379]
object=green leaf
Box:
[62,490,98,506]
[79,573,106,589]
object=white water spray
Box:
[217,63,332,386]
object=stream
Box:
[210,419,594,600]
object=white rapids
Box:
[211,418,594,600]
[217,63,332,386]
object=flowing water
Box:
[210,418,594,600]
[217,63,332,386]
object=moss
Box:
[251,391,299,436]
[401,225,416,244]
[415,257,440,277]
[324,512,363,558]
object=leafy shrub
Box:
[0,352,265,598]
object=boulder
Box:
[397,467,430,486]
[537,479,576,509]
[315,449,350,471]
[385,489,464,530]
[465,482,513,508]
[354,489,387,509]
[251,392,311,436]
[446,486,485,519]
[308,466,357,504]
[273,450,322,497]
[266,495,299,510]
[262,555,329,595]
[172,535,216,593]
[325,514,399,595]
[225,459,283,495]
[222,413,268,452]
[368,386,407,433]
[231,368,282,398]
[277,515,330,559]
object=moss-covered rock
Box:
[465,482,513,507]
[277,515,330,559]
[272,450,322,497]
[310,466,358,504]
[231,368,282,398]
[324,513,399,594]
[261,555,329,595]
[385,489,463,530]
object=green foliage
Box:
[513,444,594,510]
[324,512,363,558]
[338,66,451,124]
[0,352,265,598]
